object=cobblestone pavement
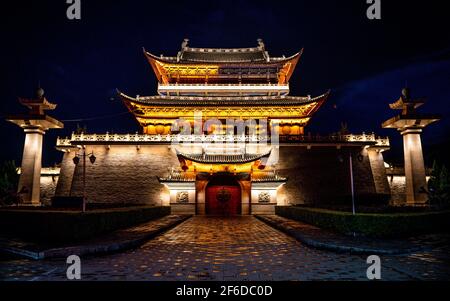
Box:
[1,216,449,281]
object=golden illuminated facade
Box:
[119,39,328,137]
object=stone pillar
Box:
[6,88,64,206]
[240,180,251,215]
[18,128,44,205]
[382,87,440,206]
[402,129,428,205]
[196,180,208,215]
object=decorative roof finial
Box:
[36,87,45,99]
[401,86,410,101]
[257,38,265,49]
[36,80,45,99]
[181,38,189,49]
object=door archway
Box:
[205,175,241,216]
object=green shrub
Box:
[276,206,450,238]
[0,206,170,243]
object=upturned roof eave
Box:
[176,149,272,164]
[116,89,330,107]
[143,49,302,65]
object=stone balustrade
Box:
[56,132,389,147]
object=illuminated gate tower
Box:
[119,39,327,214]
[56,39,390,214]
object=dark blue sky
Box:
[1,0,449,166]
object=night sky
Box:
[1,0,449,167]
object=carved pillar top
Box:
[382,87,440,131]
[6,87,64,131]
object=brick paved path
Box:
[1,216,449,281]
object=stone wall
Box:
[388,175,430,206]
[276,145,380,205]
[40,175,59,206]
[55,145,179,205]
[388,175,406,205]
[55,143,388,206]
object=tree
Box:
[428,161,450,207]
[0,161,20,206]
[428,161,440,192]
[339,122,349,135]
[74,123,87,134]
[439,166,450,198]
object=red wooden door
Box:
[206,185,241,215]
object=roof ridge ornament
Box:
[257,38,265,50]
[177,38,189,62]
[257,39,270,62]
[181,38,189,49]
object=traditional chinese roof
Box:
[389,87,426,112]
[145,49,301,65]
[143,40,302,85]
[117,40,330,130]
[7,87,63,130]
[118,90,330,107]
[18,88,57,115]
[158,172,196,183]
[180,47,267,63]
[389,97,426,110]
[176,149,272,164]
[383,88,441,130]
[251,172,287,183]
[144,39,300,64]
[118,90,327,128]
[19,97,57,111]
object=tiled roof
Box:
[118,91,330,107]
[251,172,287,183]
[143,49,302,65]
[157,173,196,183]
[177,149,271,164]
[180,48,267,63]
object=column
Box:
[18,127,45,205]
[401,129,428,205]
